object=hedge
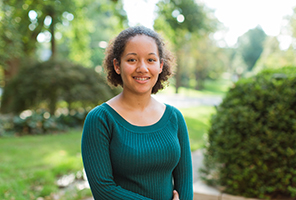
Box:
[200,66,296,199]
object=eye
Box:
[148,58,156,62]
[127,58,136,62]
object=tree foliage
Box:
[0,0,75,63]
[1,59,120,114]
[0,0,127,76]
[252,7,296,72]
[237,26,267,71]
[254,36,296,72]
[56,0,127,67]
[154,0,220,92]
[288,7,296,39]
[0,0,127,113]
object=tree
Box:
[85,0,128,67]
[0,0,76,80]
[253,7,296,72]
[253,36,296,73]
[237,26,267,71]
[154,0,218,93]
[55,0,128,67]
[0,0,127,113]
[287,7,296,39]
[190,34,230,90]
[0,0,127,79]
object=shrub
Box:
[0,114,15,136]
[0,108,89,136]
[1,59,120,114]
[200,66,296,199]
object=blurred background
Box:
[1,0,296,112]
[0,0,296,199]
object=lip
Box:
[133,76,150,83]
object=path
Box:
[192,150,221,196]
[153,94,222,107]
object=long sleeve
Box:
[173,109,194,200]
[81,108,152,200]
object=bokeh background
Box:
[0,0,295,199]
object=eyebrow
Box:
[124,52,157,58]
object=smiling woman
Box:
[113,35,163,96]
[81,26,193,200]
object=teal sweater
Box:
[81,103,193,200]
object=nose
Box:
[136,60,148,73]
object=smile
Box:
[134,77,150,81]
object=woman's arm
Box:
[172,109,194,200]
[81,108,152,200]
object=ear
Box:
[159,59,164,74]
[113,58,120,74]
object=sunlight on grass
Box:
[180,106,216,151]
[0,129,86,200]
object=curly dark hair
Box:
[103,26,175,94]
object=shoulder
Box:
[84,103,114,124]
[86,103,108,118]
[83,103,116,137]
[165,104,184,119]
[164,104,187,127]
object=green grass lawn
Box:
[180,106,216,151]
[0,129,91,200]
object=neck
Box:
[118,90,153,110]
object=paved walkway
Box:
[192,150,221,196]
[153,94,222,108]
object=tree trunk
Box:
[50,13,56,59]
[174,49,183,94]
[3,58,20,82]
[0,58,20,113]
[175,63,181,94]
[195,70,205,90]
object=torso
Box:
[102,103,180,200]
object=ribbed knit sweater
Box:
[81,103,193,200]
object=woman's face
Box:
[114,35,163,95]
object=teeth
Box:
[135,77,149,81]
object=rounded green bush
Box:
[200,66,296,199]
[1,59,119,114]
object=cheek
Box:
[154,66,162,75]
[120,65,135,80]
[121,66,134,74]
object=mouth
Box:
[133,77,150,81]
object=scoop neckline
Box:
[102,103,171,133]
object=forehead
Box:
[124,35,158,52]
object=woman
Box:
[81,26,193,200]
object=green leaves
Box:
[201,66,296,198]
[1,59,119,114]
